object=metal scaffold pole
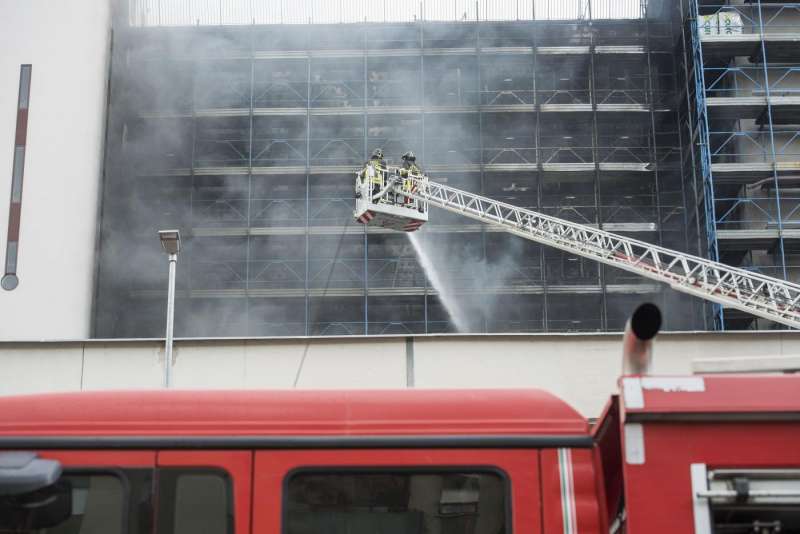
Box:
[688,0,724,329]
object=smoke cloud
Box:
[94,1,692,337]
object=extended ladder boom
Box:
[386,168,800,329]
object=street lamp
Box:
[158,229,181,388]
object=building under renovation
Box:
[2,0,799,340]
[2,0,800,409]
[686,1,800,330]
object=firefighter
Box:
[358,148,387,204]
[399,151,421,207]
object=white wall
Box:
[0,0,111,339]
[3,331,799,417]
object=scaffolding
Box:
[127,0,645,26]
[94,0,698,337]
[681,0,800,329]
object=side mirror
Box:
[0,452,62,496]
[0,452,72,529]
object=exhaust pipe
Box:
[622,303,662,375]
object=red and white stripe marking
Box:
[558,448,577,534]
[403,221,424,232]
[356,211,375,224]
[2,65,31,291]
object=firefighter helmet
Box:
[401,151,416,162]
[371,148,384,159]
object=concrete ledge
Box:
[3,330,800,416]
[693,355,800,374]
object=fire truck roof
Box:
[0,389,588,445]
[620,374,800,421]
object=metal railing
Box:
[395,170,800,328]
[705,66,800,98]
[129,0,644,27]
[697,3,800,36]
[716,196,800,230]
[709,129,800,164]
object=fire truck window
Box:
[708,469,800,533]
[286,471,508,534]
[42,474,124,534]
[157,469,233,534]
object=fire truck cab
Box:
[0,377,799,533]
[0,389,596,533]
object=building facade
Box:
[1,0,799,340]
[93,0,705,338]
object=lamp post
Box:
[158,230,181,388]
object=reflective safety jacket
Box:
[360,159,385,185]
[400,163,422,191]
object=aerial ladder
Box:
[354,164,800,329]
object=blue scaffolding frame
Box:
[688,0,724,329]
[688,0,800,329]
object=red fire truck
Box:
[1,308,799,533]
